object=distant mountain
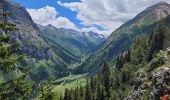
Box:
[0,1,105,81]
[76,2,170,73]
[38,25,105,57]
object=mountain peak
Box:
[132,1,170,22]
[148,2,170,10]
[155,2,169,6]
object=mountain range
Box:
[4,1,170,79]
[2,0,170,99]
[1,0,170,81]
[0,0,105,80]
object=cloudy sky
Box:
[12,0,170,37]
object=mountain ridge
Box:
[76,2,170,73]
[38,24,106,56]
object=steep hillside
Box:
[76,2,170,73]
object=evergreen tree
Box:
[125,49,131,62]
[74,87,79,100]
[79,86,84,100]
[96,77,103,100]
[131,36,148,65]
[0,8,22,75]
[0,1,32,99]
[68,89,74,100]
[59,94,63,100]
[149,30,154,45]
[115,54,126,71]
[64,89,69,100]
[102,63,111,92]
[149,22,166,60]
[85,79,92,100]
[90,77,97,100]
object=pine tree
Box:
[96,78,103,100]
[0,9,22,74]
[125,49,131,62]
[85,79,92,100]
[59,94,63,100]
[74,87,79,100]
[0,1,32,99]
[149,22,166,60]
[149,30,154,45]
[131,36,148,64]
[68,89,74,100]
[115,54,125,71]
[101,62,111,99]
[64,89,69,100]
[79,86,84,100]
[90,77,97,100]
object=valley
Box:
[1,0,170,100]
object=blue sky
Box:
[11,0,170,36]
[12,0,84,28]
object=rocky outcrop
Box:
[21,45,51,59]
[124,75,147,100]
[125,68,170,100]
[150,68,170,100]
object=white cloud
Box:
[27,6,76,29]
[27,0,170,37]
[26,5,112,37]
[58,0,170,36]
[57,1,62,6]
[51,17,76,29]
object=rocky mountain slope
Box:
[1,1,71,80]
[76,2,170,73]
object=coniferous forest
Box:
[1,0,170,100]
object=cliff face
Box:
[2,1,51,59]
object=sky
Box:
[11,0,170,37]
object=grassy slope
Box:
[51,74,87,95]
[34,73,87,99]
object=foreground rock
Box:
[125,67,170,100]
